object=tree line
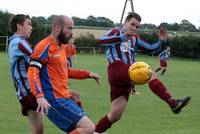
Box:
[1,10,200,59]
[1,10,200,36]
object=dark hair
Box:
[125,12,141,22]
[9,14,30,33]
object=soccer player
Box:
[95,12,191,133]
[8,14,44,134]
[63,37,77,68]
[155,46,171,75]
[27,15,101,134]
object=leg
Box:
[95,63,132,133]
[155,60,163,73]
[161,69,166,75]
[155,67,161,72]
[95,96,128,133]
[160,65,167,75]
[27,110,44,134]
[148,71,191,113]
[108,96,128,123]
[47,98,94,133]
[70,116,95,134]
[148,71,176,106]
[20,94,44,134]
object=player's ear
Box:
[17,24,23,31]
[55,25,62,33]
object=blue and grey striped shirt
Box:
[98,27,164,65]
[8,34,32,100]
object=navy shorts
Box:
[108,61,132,102]
[47,98,87,133]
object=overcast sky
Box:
[0,0,200,27]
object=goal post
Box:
[0,36,9,53]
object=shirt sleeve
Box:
[98,28,126,45]
[27,44,50,98]
[27,62,44,98]
[18,39,32,56]
[159,50,165,58]
[68,68,90,79]
[136,36,165,53]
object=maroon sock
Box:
[95,115,112,133]
[149,79,176,107]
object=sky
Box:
[0,0,200,28]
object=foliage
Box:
[0,10,13,36]
[140,23,157,30]
[29,19,51,45]
[168,35,200,59]
[74,32,99,47]
[73,15,115,27]
[1,10,200,59]
[159,20,198,32]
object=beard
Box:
[58,28,72,44]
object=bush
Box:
[169,35,200,59]
[75,32,99,47]
[74,31,200,59]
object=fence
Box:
[0,36,8,53]
[76,47,105,56]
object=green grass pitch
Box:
[0,52,200,134]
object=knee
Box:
[148,71,157,83]
[109,111,122,123]
[86,122,95,133]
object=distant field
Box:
[73,27,200,38]
[74,28,107,38]
[0,52,200,134]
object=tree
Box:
[140,23,157,30]
[0,10,13,36]
[159,22,171,29]
[32,16,47,24]
[73,15,115,27]
[180,19,197,32]
[47,15,57,24]
[170,23,180,31]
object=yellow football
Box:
[128,61,152,85]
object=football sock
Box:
[161,69,166,75]
[155,67,161,72]
[69,129,79,134]
[95,115,112,133]
[149,79,176,107]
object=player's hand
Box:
[159,27,167,41]
[36,97,51,115]
[124,31,136,37]
[89,72,101,85]
[69,89,80,102]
